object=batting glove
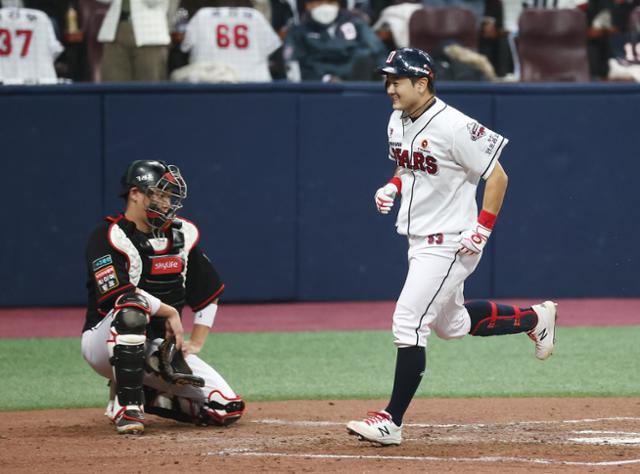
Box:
[375,177,402,214]
[458,210,497,255]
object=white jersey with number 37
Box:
[388,98,509,237]
[0,7,63,82]
[181,7,282,83]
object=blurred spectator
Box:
[373,1,421,48]
[478,0,512,76]
[284,0,387,81]
[422,0,485,23]
[608,0,640,80]
[97,0,171,81]
[0,6,63,83]
[179,2,282,81]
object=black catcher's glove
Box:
[148,336,205,387]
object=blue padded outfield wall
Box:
[1,83,639,306]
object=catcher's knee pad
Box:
[109,293,150,406]
[201,390,245,427]
[112,293,150,338]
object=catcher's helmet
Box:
[120,160,187,232]
[378,48,435,81]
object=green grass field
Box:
[1,326,638,411]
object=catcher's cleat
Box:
[114,407,145,435]
[346,410,402,446]
[198,391,245,427]
[528,301,558,360]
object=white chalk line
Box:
[253,416,640,429]
[208,449,640,466]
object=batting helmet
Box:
[378,48,435,82]
[120,160,187,231]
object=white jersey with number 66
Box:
[181,7,282,83]
[0,7,63,83]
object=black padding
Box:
[113,344,145,406]
[113,307,147,334]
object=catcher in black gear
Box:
[81,160,245,435]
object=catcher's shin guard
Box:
[200,390,245,427]
[466,301,537,336]
[108,294,150,408]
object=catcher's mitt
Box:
[147,336,205,387]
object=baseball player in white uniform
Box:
[181,5,282,82]
[0,7,63,83]
[346,48,558,446]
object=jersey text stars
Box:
[391,147,438,174]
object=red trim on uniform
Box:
[513,306,521,327]
[488,302,498,328]
[97,283,134,304]
[389,176,402,194]
[478,210,497,230]
[470,315,525,335]
[191,284,225,312]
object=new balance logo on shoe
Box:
[378,426,390,436]
[539,328,548,341]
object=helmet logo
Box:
[136,173,154,182]
[386,51,397,64]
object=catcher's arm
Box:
[183,299,219,356]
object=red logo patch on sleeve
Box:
[150,256,184,275]
[94,265,119,294]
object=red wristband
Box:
[478,210,497,229]
[389,176,402,193]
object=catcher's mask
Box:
[121,160,188,233]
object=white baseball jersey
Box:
[0,7,63,82]
[181,7,282,83]
[388,97,508,237]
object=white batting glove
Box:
[374,177,402,215]
[459,224,492,255]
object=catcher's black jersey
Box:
[83,214,224,338]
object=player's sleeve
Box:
[257,12,282,56]
[185,245,225,312]
[86,224,134,313]
[44,13,64,58]
[451,121,509,179]
[180,12,198,53]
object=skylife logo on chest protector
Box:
[150,256,184,275]
[391,147,438,174]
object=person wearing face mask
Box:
[283,0,387,81]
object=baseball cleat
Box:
[346,410,402,446]
[528,301,558,360]
[114,408,145,435]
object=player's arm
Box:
[184,245,225,356]
[480,160,508,215]
[375,167,408,214]
[459,161,509,256]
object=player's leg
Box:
[347,236,469,445]
[465,299,558,360]
[106,294,150,434]
[142,339,245,427]
[101,21,134,82]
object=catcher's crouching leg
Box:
[108,293,150,435]
[200,390,246,427]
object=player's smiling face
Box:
[385,74,425,112]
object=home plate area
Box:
[2,398,640,473]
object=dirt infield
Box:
[2,398,639,473]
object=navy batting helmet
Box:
[378,48,435,81]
